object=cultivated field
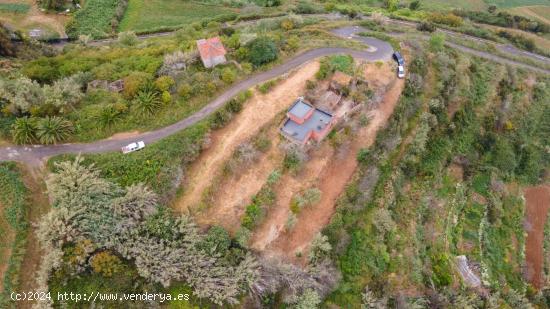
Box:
[118,0,237,33]
[416,0,550,11]
[0,0,67,38]
[508,5,550,24]
[524,185,550,289]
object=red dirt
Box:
[524,185,550,289]
[196,129,284,234]
[172,61,320,214]
[250,142,335,252]
[254,64,405,263]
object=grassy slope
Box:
[374,0,550,11]
[325,42,549,305]
[507,5,550,24]
[118,0,236,33]
[0,163,29,307]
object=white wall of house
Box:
[203,55,227,68]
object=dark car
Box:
[393,52,404,65]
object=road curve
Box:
[0,27,393,164]
[2,25,548,164]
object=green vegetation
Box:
[2,3,550,307]
[0,3,30,14]
[42,158,258,306]
[290,187,321,214]
[66,0,127,39]
[257,78,280,94]
[316,54,354,79]
[246,36,279,67]
[3,17,334,144]
[119,0,235,33]
[452,9,549,34]
[241,174,279,230]
[0,163,29,307]
[49,90,250,198]
[323,42,549,306]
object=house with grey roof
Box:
[280,98,335,145]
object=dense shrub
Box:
[409,0,420,10]
[497,30,535,52]
[123,72,152,98]
[89,251,123,277]
[429,33,445,51]
[66,0,121,39]
[257,79,278,93]
[198,226,231,256]
[40,159,259,306]
[246,37,278,67]
[154,76,175,92]
[417,21,436,32]
[316,55,354,79]
[35,116,74,144]
[428,12,463,27]
[117,31,138,46]
[0,23,16,57]
[453,10,550,34]
[252,0,281,7]
[294,1,322,14]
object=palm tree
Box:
[133,89,161,116]
[11,117,37,144]
[36,116,74,144]
[98,105,121,128]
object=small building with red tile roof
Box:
[196,37,227,68]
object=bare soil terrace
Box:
[524,185,550,289]
[171,58,404,265]
[172,61,320,215]
[257,66,404,263]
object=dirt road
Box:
[253,65,405,262]
[524,185,550,289]
[2,23,549,166]
[173,61,320,214]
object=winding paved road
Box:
[2,25,549,165]
[0,26,392,164]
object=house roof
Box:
[288,98,313,119]
[281,106,333,143]
[196,37,227,60]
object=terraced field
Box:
[508,5,550,24]
[119,0,237,33]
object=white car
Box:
[121,141,145,154]
[397,65,405,79]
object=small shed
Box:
[28,29,43,39]
[87,79,124,93]
[87,80,108,91]
[108,79,124,93]
[196,37,227,68]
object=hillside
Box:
[0,1,549,308]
